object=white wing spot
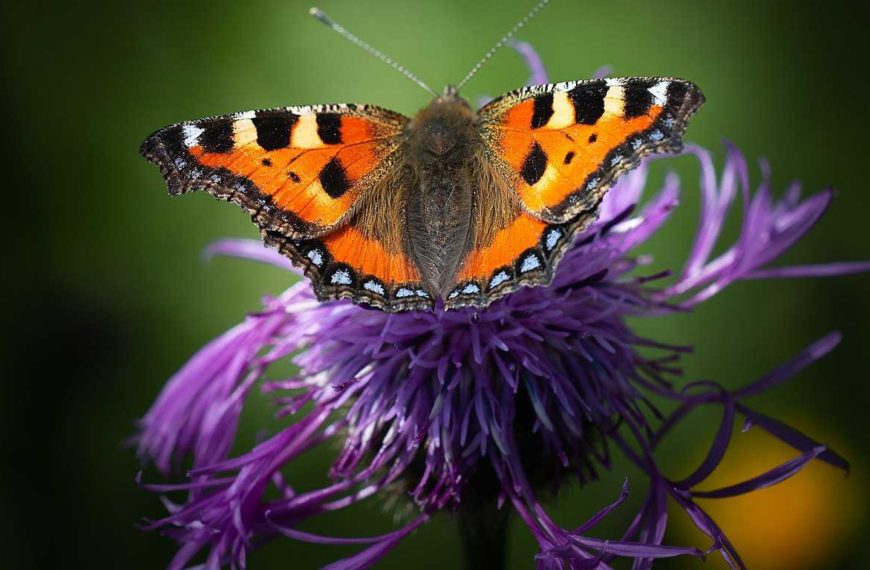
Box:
[462,283,481,295]
[330,268,352,285]
[307,249,324,266]
[396,288,414,298]
[521,254,542,273]
[182,124,204,147]
[648,81,670,105]
[545,229,562,250]
[490,271,510,288]
[363,280,385,295]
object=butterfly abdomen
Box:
[404,97,481,298]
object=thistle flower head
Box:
[136,45,870,570]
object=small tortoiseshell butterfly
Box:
[141,2,703,312]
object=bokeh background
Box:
[3,0,869,568]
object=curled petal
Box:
[573,478,630,534]
[748,260,870,279]
[203,238,300,273]
[675,393,735,488]
[322,516,428,570]
[736,404,849,471]
[734,331,841,399]
[692,446,826,499]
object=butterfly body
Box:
[142,77,703,312]
[403,92,485,297]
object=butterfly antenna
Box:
[455,0,551,91]
[309,7,438,97]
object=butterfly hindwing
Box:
[263,225,434,312]
[141,104,434,311]
[478,77,704,222]
[444,211,587,309]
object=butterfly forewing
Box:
[140,104,406,236]
[479,77,704,222]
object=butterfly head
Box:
[442,84,459,98]
[411,93,476,159]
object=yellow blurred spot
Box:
[673,424,864,569]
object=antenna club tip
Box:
[309,7,331,25]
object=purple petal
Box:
[271,515,428,546]
[675,394,735,488]
[692,446,826,498]
[322,516,427,570]
[599,161,651,222]
[612,173,680,251]
[203,238,300,273]
[679,144,743,280]
[572,478,630,534]
[572,536,702,559]
[591,65,613,80]
[734,332,841,399]
[508,39,549,85]
[748,261,870,279]
[669,493,745,570]
[736,404,849,471]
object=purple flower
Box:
[135,46,870,570]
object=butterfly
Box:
[140,5,704,313]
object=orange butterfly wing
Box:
[444,78,703,308]
[141,104,432,311]
[481,77,703,222]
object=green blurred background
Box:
[3,0,869,568]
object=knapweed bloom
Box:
[136,44,870,569]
